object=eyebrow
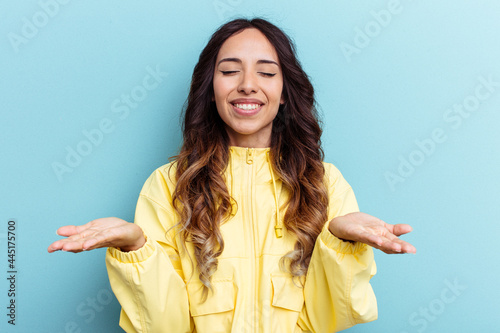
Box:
[217,57,279,67]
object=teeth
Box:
[234,103,261,110]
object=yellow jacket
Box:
[105,146,377,333]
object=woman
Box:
[48,18,416,332]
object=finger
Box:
[355,231,387,249]
[48,240,63,253]
[368,230,406,252]
[56,223,92,237]
[368,240,401,254]
[380,236,416,254]
[358,226,402,250]
[56,231,98,251]
[61,239,87,252]
[381,238,402,253]
[353,232,407,254]
[48,238,77,252]
[82,226,125,251]
[392,224,413,237]
[352,230,382,246]
[384,234,416,254]
[400,240,417,254]
[61,232,89,244]
[81,232,112,251]
[381,248,404,254]
[50,236,100,253]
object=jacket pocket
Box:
[271,274,304,312]
[187,278,235,317]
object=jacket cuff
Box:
[319,224,368,255]
[106,233,155,263]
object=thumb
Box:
[392,223,413,236]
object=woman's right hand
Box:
[47,217,146,253]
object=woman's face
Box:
[213,28,284,148]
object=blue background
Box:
[1,1,499,332]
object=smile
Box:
[231,103,263,116]
[233,103,261,110]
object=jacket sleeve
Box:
[297,163,378,332]
[105,167,193,333]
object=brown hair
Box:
[171,17,328,292]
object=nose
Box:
[237,71,258,94]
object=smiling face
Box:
[213,28,285,148]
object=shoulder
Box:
[321,161,345,185]
[322,162,342,179]
[139,160,179,200]
[321,161,354,196]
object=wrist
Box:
[118,227,147,252]
[119,239,146,252]
[328,218,356,244]
[336,237,356,244]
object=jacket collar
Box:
[227,146,283,238]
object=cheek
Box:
[269,79,284,101]
[213,80,230,119]
[213,78,233,100]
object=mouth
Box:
[230,102,264,116]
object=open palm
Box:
[47,217,145,253]
[329,212,416,254]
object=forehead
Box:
[216,28,279,64]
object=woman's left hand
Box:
[328,212,416,254]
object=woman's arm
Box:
[106,168,193,333]
[297,163,415,332]
[105,190,193,333]
[298,222,377,332]
[48,167,193,333]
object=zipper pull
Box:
[246,148,254,164]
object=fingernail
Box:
[55,230,60,236]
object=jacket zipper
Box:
[246,148,254,164]
[246,148,258,332]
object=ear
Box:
[280,95,285,105]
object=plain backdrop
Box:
[1,1,499,332]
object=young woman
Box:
[48,18,416,332]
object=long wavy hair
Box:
[170,17,328,292]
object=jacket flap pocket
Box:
[187,278,235,316]
[271,275,304,312]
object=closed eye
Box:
[220,71,239,75]
[220,71,277,77]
